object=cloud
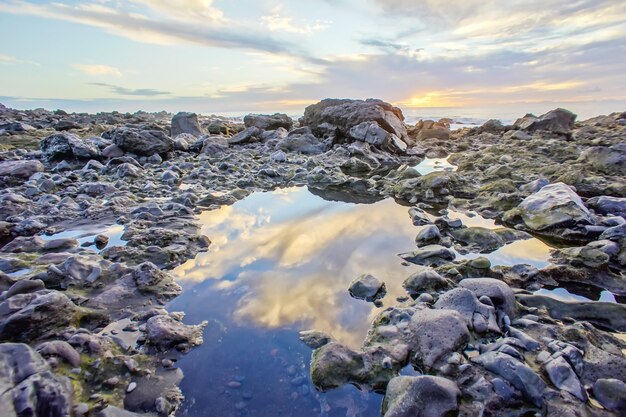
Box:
[260,14,331,34]
[90,82,170,96]
[0,54,40,66]
[0,0,308,57]
[72,64,122,77]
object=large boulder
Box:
[111,127,174,156]
[382,375,460,417]
[0,343,73,417]
[244,113,293,131]
[503,182,593,231]
[0,160,44,178]
[171,112,204,138]
[40,132,100,161]
[301,98,410,152]
[411,120,451,141]
[514,108,577,135]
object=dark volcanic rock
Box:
[0,160,44,178]
[171,112,204,138]
[112,127,174,156]
[244,113,293,131]
[382,375,460,417]
[40,132,100,161]
[514,108,577,135]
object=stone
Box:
[382,375,460,417]
[514,108,577,135]
[415,224,440,245]
[543,355,587,401]
[145,314,204,351]
[310,342,365,391]
[450,227,505,253]
[270,150,287,162]
[578,144,626,175]
[0,343,73,417]
[40,132,100,160]
[0,160,44,178]
[586,196,626,217]
[277,132,327,154]
[36,340,81,366]
[459,278,516,318]
[244,113,293,131]
[402,269,449,295]
[112,127,174,156]
[299,330,332,349]
[102,144,124,158]
[593,378,626,414]
[228,126,260,145]
[399,245,455,266]
[472,351,546,407]
[408,308,469,369]
[433,287,500,333]
[503,182,593,231]
[171,112,204,137]
[348,274,387,302]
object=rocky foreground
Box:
[0,99,625,417]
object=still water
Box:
[170,187,561,416]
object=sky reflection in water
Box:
[170,186,554,416]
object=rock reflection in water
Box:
[413,157,457,175]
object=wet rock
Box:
[402,269,449,295]
[593,378,626,414]
[543,355,587,401]
[0,343,73,417]
[514,108,576,135]
[36,340,81,366]
[472,351,546,406]
[0,160,44,178]
[503,182,593,231]
[408,308,469,369]
[415,224,440,245]
[112,127,174,156]
[244,113,293,131]
[586,196,626,218]
[123,368,183,415]
[171,112,204,137]
[433,287,500,333]
[40,132,100,160]
[59,255,108,283]
[382,375,460,417]
[399,245,455,266]
[348,273,387,302]
[145,313,205,351]
[299,329,332,349]
[459,278,516,318]
[450,227,506,253]
[310,342,366,391]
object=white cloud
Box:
[260,14,331,34]
[0,54,40,66]
[72,63,122,76]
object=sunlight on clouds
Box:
[260,13,331,35]
[72,63,122,77]
[0,54,40,66]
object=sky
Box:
[1,0,625,119]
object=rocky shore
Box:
[0,99,625,416]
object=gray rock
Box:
[244,113,293,131]
[0,343,73,417]
[450,227,506,253]
[399,245,455,266]
[0,160,45,178]
[472,351,546,406]
[402,269,449,295]
[228,126,260,145]
[171,112,204,137]
[408,308,469,369]
[520,177,549,193]
[578,144,626,175]
[593,378,626,414]
[112,127,174,156]
[504,182,593,231]
[299,329,332,349]
[415,224,440,245]
[433,287,500,333]
[145,314,204,351]
[382,375,460,417]
[102,144,124,158]
[36,340,81,366]
[459,278,516,319]
[543,355,587,401]
[41,132,100,160]
[586,195,626,218]
[277,132,327,154]
[310,342,366,391]
[514,108,576,135]
[348,273,386,302]
[270,150,287,162]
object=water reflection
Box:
[413,157,457,175]
[41,224,125,250]
[170,187,554,416]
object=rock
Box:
[301,98,410,151]
[0,290,78,341]
[503,182,593,231]
[173,133,192,151]
[450,227,506,253]
[145,314,204,351]
[472,351,546,407]
[244,113,293,131]
[543,355,587,401]
[415,224,441,245]
[102,144,124,158]
[310,342,365,391]
[382,375,460,417]
[97,406,143,417]
[520,178,549,193]
[408,308,469,369]
[578,144,626,175]
[514,108,577,135]
[40,132,100,160]
[228,126,260,145]
[402,269,449,295]
[112,127,174,156]
[53,120,82,131]
[36,340,81,366]
[593,379,626,414]
[277,132,327,154]
[399,245,455,266]
[412,120,451,141]
[459,278,516,319]
[0,160,44,178]
[0,343,73,417]
[299,330,332,349]
[348,273,386,302]
[270,150,287,162]
[171,112,204,137]
[433,287,500,333]
[586,196,626,218]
